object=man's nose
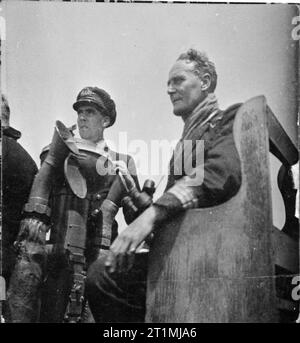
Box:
[167,84,175,94]
[78,113,86,121]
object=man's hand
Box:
[105,206,159,274]
[16,217,48,245]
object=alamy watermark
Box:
[95,132,205,186]
[291,5,300,40]
[292,275,300,301]
[0,7,5,41]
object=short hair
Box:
[177,49,217,93]
[1,94,10,125]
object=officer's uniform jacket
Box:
[41,137,139,263]
[36,137,140,322]
[155,103,242,216]
[2,126,38,281]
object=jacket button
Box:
[96,194,101,200]
[92,209,100,217]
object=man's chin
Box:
[79,129,89,138]
[173,108,186,117]
[79,133,90,141]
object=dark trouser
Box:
[86,251,148,323]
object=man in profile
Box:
[86,49,242,322]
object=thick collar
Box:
[181,93,220,140]
[74,138,110,157]
[2,126,22,140]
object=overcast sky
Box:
[2,2,298,229]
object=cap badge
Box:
[80,88,94,97]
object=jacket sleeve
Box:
[154,119,242,219]
[122,155,142,224]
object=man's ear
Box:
[201,73,211,92]
[102,116,111,128]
